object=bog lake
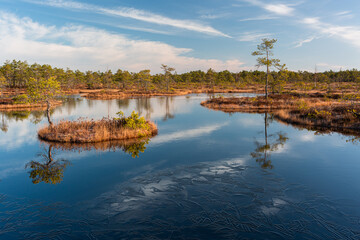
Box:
[0,93,359,239]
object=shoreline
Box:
[38,118,158,143]
[78,88,263,100]
[0,100,63,111]
[201,93,360,136]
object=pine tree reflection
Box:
[251,113,289,169]
[26,138,151,184]
[26,144,70,184]
[0,109,51,124]
[162,96,174,121]
[136,98,153,120]
[116,98,130,110]
[0,112,8,132]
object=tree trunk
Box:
[48,145,53,163]
[166,75,169,92]
[46,100,53,126]
[264,112,268,161]
[266,51,269,99]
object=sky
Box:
[0,0,360,73]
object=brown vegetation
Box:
[67,82,360,100]
[201,92,360,135]
[80,86,265,100]
[0,99,62,110]
[38,118,158,143]
[2,81,358,102]
[83,89,191,100]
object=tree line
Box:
[0,59,360,90]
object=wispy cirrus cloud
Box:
[317,63,347,71]
[27,0,230,37]
[199,13,229,20]
[335,11,352,16]
[334,10,354,20]
[237,32,272,42]
[239,15,279,22]
[303,17,360,49]
[294,36,319,48]
[241,0,295,16]
[0,12,244,73]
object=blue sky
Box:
[0,0,359,73]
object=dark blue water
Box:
[0,94,359,239]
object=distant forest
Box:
[0,60,359,89]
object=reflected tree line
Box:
[1,96,176,134]
[0,97,84,132]
[116,96,176,121]
[0,110,46,131]
[1,112,8,132]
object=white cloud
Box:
[200,13,229,20]
[317,63,346,71]
[264,4,294,16]
[0,12,245,73]
[28,0,230,37]
[334,11,353,19]
[237,32,272,42]
[335,11,351,16]
[242,0,295,16]
[303,17,320,25]
[151,123,228,145]
[237,117,263,127]
[299,132,316,142]
[294,36,318,48]
[239,15,279,22]
[302,17,360,50]
[0,120,37,150]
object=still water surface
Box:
[0,94,359,239]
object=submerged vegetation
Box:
[38,111,158,143]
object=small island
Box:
[38,111,158,143]
[201,92,360,135]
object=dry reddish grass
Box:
[38,118,158,143]
[201,93,356,112]
[80,86,267,100]
[83,89,193,100]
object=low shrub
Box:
[13,94,29,104]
